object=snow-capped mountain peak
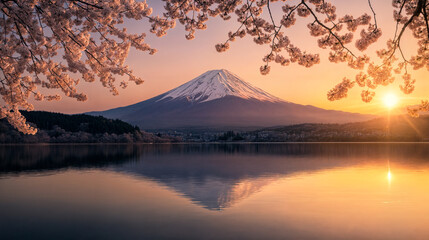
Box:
[159,69,283,103]
[89,68,374,129]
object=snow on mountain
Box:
[88,69,374,130]
[159,69,283,103]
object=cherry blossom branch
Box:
[367,0,378,29]
[302,1,357,58]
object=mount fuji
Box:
[88,69,373,130]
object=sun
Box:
[383,93,399,109]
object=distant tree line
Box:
[0,111,180,143]
[22,111,139,134]
[174,115,429,142]
[249,115,429,142]
[218,131,244,141]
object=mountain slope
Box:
[159,69,282,103]
[88,69,374,130]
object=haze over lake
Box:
[1,143,429,240]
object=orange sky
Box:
[31,0,429,115]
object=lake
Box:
[1,143,429,239]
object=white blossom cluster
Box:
[327,77,354,101]
[0,0,156,134]
[408,100,429,117]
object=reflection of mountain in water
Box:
[217,178,272,209]
[163,176,274,210]
[2,144,429,210]
[114,144,429,210]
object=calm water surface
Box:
[1,143,429,239]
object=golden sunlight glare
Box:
[383,93,399,109]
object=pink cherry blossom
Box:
[4,0,429,134]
